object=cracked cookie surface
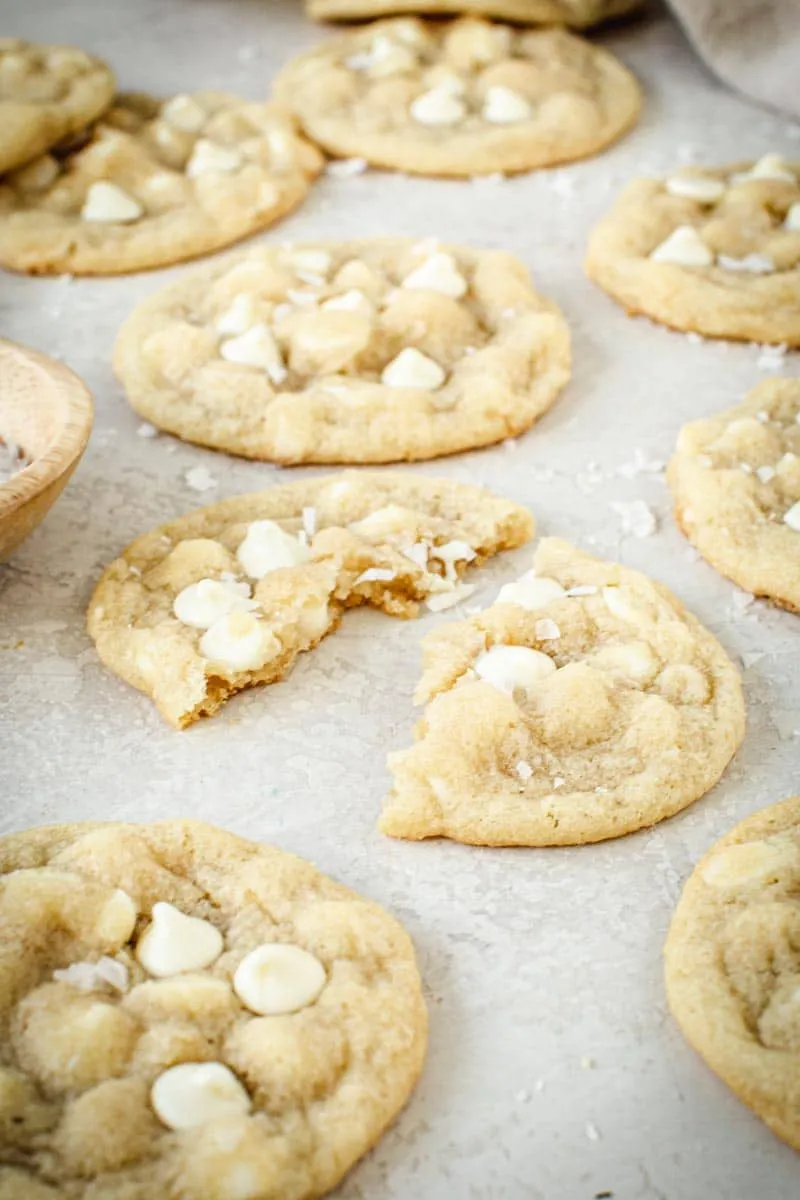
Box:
[0,91,322,275]
[665,797,800,1152]
[585,155,800,344]
[0,38,114,174]
[87,471,533,728]
[0,819,427,1199]
[272,17,641,177]
[114,236,571,464]
[668,379,800,612]
[306,0,641,29]
[381,538,744,845]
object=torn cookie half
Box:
[382,538,744,846]
[87,471,533,728]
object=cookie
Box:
[381,538,744,846]
[272,17,641,178]
[665,797,800,1151]
[0,818,427,1198]
[113,237,571,464]
[0,92,322,275]
[0,39,114,174]
[87,471,533,728]
[585,154,800,344]
[305,0,641,29]
[668,379,800,613]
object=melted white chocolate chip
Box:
[81,181,143,223]
[474,644,556,696]
[199,612,281,673]
[136,902,223,977]
[410,85,466,127]
[161,93,207,133]
[219,324,286,381]
[402,252,467,298]
[236,519,311,579]
[650,225,713,267]
[482,86,532,124]
[233,943,327,1015]
[173,578,258,630]
[497,573,566,610]
[381,347,446,390]
[151,1062,251,1130]
[186,138,242,177]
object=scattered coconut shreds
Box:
[742,651,765,669]
[515,760,533,781]
[237,43,258,62]
[184,466,217,492]
[535,618,561,640]
[617,447,665,478]
[586,1123,601,1142]
[136,421,158,439]
[302,506,317,538]
[686,331,705,345]
[53,956,129,993]
[729,591,755,616]
[553,776,565,789]
[535,1078,546,1092]
[426,583,476,612]
[581,1056,596,1070]
[757,343,788,371]
[610,499,657,539]
[327,157,368,178]
[567,585,597,597]
[515,1088,531,1103]
[354,567,396,585]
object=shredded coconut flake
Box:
[610,499,657,539]
[302,506,317,538]
[535,618,561,640]
[136,421,159,439]
[53,956,129,993]
[567,585,598,597]
[515,760,533,781]
[327,157,368,178]
[426,583,475,612]
[354,567,396,585]
[185,466,217,492]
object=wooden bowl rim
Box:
[0,338,94,520]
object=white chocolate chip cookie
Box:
[0,38,114,174]
[668,378,800,613]
[272,17,641,178]
[87,472,533,727]
[0,819,427,1199]
[665,796,800,1152]
[585,155,800,344]
[306,0,642,28]
[381,538,744,846]
[113,237,571,463]
[0,91,323,275]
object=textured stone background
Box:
[1,1,799,1196]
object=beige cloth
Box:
[667,0,800,120]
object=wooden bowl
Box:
[0,338,94,561]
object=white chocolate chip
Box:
[233,943,326,1015]
[650,225,713,267]
[237,520,311,578]
[410,85,466,127]
[186,139,242,177]
[136,902,223,978]
[717,252,775,274]
[346,35,418,76]
[381,347,446,390]
[497,573,566,610]
[402,252,467,299]
[219,324,286,383]
[289,249,332,277]
[321,288,371,312]
[10,153,59,192]
[173,578,257,630]
[97,889,138,943]
[786,203,800,231]
[151,1062,251,1130]
[665,174,725,203]
[474,644,556,697]
[81,181,143,223]
[784,501,800,531]
[482,86,533,124]
[216,294,259,336]
[54,956,129,993]
[199,612,281,673]
[161,93,207,133]
[743,153,796,183]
